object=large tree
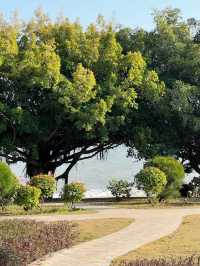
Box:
[117,8,200,175]
[0,11,164,183]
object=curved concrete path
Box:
[2,207,200,266]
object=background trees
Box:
[0,11,164,183]
[117,8,200,177]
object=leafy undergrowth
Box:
[112,215,200,266]
[0,219,77,266]
[116,256,200,266]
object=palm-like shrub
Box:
[30,174,56,200]
[135,167,167,201]
[147,156,185,199]
[15,185,41,211]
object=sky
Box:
[0,0,200,30]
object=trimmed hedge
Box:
[0,247,21,266]
[117,256,200,266]
[0,219,78,265]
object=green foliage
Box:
[107,178,133,199]
[15,185,41,211]
[0,219,77,265]
[147,156,185,199]
[0,11,164,181]
[0,162,18,208]
[30,174,56,199]
[63,182,86,209]
[135,167,167,200]
[118,8,200,176]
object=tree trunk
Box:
[56,158,79,185]
[26,160,55,178]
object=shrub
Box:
[135,167,167,201]
[107,179,133,200]
[63,182,86,209]
[147,156,185,199]
[0,219,77,265]
[0,247,22,266]
[0,162,18,209]
[15,185,41,211]
[30,174,56,200]
[116,256,200,266]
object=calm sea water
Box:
[10,145,144,198]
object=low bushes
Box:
[0,219,77,265]
[135,167,167,202]
[147,156,185,200]
[15,185,41,211]
[30,174,56,200]
[63,182,86,209]
[117,256,200,266]
[107,179,133,200]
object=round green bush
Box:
[135,166,167,199]
[0,162,18,208]
[15,185,41,211]
[147,156,185,199]
[30,174,56,199]
[0,162,17,194]
[63,182,86,209]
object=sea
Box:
[10,145,145,198]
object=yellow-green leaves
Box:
[127,52,146,86]
[0,25,18,66]
[120,51,165,103]
[72,64,96,103]
[142,70,165,102]
[15,38,61,88]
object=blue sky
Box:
[0,1,200,30]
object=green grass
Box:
[112,215,200,265]
[0,204,94,216]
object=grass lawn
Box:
[74,218,133,244]
[0,204,94,216]
[108,198,200,209]
[112,215,200,265]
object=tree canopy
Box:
[117,8,200,175]
[0,11,164,182]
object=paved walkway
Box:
[2,207,200,266]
